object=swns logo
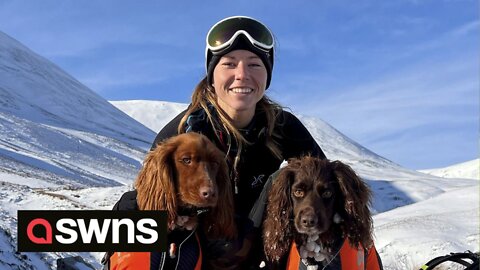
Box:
[18,210,167,252]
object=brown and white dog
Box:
[263,156,382,270]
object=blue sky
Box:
[0,0,478,169]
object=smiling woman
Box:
[213,49,268,128]
[107,16,327,270]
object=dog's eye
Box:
[181,157,192,164]
[322,190,332,199]
[293,189,304,198]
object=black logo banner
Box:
[17,210,167,252]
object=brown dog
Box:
[135,132,236,239]
[263,156,382,269]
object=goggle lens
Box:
[207,16,274,52]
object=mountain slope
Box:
[0,32,152,145]
[0,31,156,187]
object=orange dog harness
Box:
[286,239,383,270]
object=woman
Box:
[105,16,326,269]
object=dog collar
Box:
[177,206,210,217]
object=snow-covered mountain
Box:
[0,31,156,188]
[110,100,187,134]
[0,30,478,269]
[419,159,479,180]
[0,30,158,269]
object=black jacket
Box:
[152,106,326,218]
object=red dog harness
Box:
[286,239,383,270]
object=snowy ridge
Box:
[0,31,152,145]
[0,31,156,188]
[0,30,478,269]
[419,159,479,180]
[110,100,187,133]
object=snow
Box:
[375,185,479,269]
[419,159,479,180]
[0,30,478,269]
[110,100,187,133]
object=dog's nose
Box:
[301,213,318,228]
[199,186,215,199]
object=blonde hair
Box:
[178,77,283,166]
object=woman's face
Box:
[212,49,267,120]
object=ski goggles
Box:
[206,16,275,55]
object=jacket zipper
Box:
[173,229,196,270]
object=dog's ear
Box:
[332,160,373,248]
[135,138,178,227]
[263,161,298,262]
[206,155,237,239]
